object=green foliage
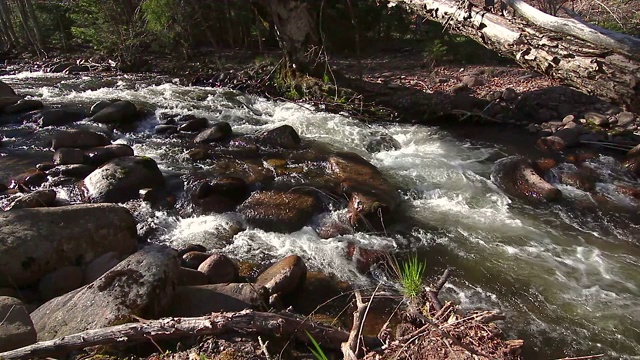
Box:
[305,331,329,360]
[394,254,426,300]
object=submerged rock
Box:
[237,190,320,232]
[491,156,562,202]
[82,156,165,203]
[31,245,179,341]
[0,204,137,288]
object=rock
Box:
[502,87,518,100]
[63,65,90,74]
[0,297,37,352]
[0,288,19,298]
[52,129,110,150]
[617,112,636,127]
[83,144,134,166]
[0,204,137,287]
[35,109,86,127]
[7,189,57,210]
[197,254,238,284]
[82,156,165,203]
[38,266,84,300]
[36,162,56,172]
[182,251,210,270]
[166,283,268,317]
[84,251,121,284]
[3,99,43,114]
[462,75,484,87]
[554,127,583,147]
[491,156,562,202]
[628,143,640,158]
[177,244,207,257]
[154,124,178,135]
[287,271,352,315]
[527,123,538,133]
[584,112,608,126]
[177,267,208,286]
[178,117,208,132]
[9,169,47,189]
[0,183,7,193]
[536,136,566,152]
[237,190,320,232]
[53,147,85,165]
[562,115,576,124]
[47,164,96,179]
[256,255,307,297]
[329,152,400,230]
[535,158,558,172]
[365,133,401,153]
[31,245,179,341]
[0,80,17,97]
[194,122,232,143]
[47,62,75,73]
[90,100,138,125]
[90,100,115,116]
[555,167,597,192]
[186,175,249,214]
[257,125,301,149]
[0,96,22,111]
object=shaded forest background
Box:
[0,0,639,68]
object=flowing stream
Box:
[1,72,639,359]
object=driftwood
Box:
[389,0,640,110]
[0,309,381,360]
[425,268,451,312]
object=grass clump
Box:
[305,331,329,360]
[394,254,426,300]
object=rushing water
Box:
[1,72,639,359]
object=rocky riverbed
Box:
[1,65,640,358]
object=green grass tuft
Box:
[396,254,426,299]
[305,331,329,360]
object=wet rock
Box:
[257,125,301,149]
[491,156,562,202]
[535,158,558,172]
[35,109,86,127]
[186,175,249,214]
[627,143,640,158]
[178,117,208,132]
[154,124,178,135]
[0,80,17,97]
[7,189,57,210]
[63,65,90,74]
[82,156,165,203]
[36,162,56,172]
[256,255,307,297]
[197,254,238,284]
[237,190,320,232]
[584,112,608,126]
[3,99,43,114]
[0,204,137,287]
[47,62,75,73]
[90,100,139,125]
[502,87,518,100]
[287,271,352,316]
[194,122,232,143]
[38,265,84,301]
[554,127,583,147]
[9,169,47,189]
[329,152,400,230]
[84,251,120,284]
[365,133,401,153]
[166,283,268,317]
[90,100,115,116]
[53,147,85,165]
[52,129,110,150]
[616,112,635,127]
[0,296,37,352]
[177,244,207,257]
[555,167,597,192]
[83,144,134,166]
[536,136,566,152]
[346,244,386,273]
[0,96,22,111]
[182,251,210,270]
[177,267,208,286]
[47,164,96,179]
[31,245,179,341]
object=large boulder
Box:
[4,99,43,114]
[194,122,233,143]
[90,100,138,125]
[237,190,320,232]
[31,245,179,341]
[0,80,17,97]
[183,174,249,214]
[197,254,238,284]
[257,125,301,149]
[329,152,400,230]
[0,297,37,352]
[491,156,562,202]
[83,144,134,166]
[35,109,86,127]
[256,255,307,297]
[166,283,268,317]
[0,204,137,287]
[52,129,111,150]
[6,189,57,210]
[82,156,165,203]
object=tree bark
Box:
[0,310,382,360]
[0,0,19,47]
[389,0,640,111]
[13,0,43,55]
[23,0,44,49]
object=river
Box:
[1,71,639,359]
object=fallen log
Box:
[0,309,382,360]
[389,0,640,111]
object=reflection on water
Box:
[2,72,640,358]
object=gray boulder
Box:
[31,245,179,341]
[90,100,138,124]
[6,189,57,210]
[82,156,165,203]
[0,297,37,352]
[0,204,137,287]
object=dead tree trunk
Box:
[389,0,640,111]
